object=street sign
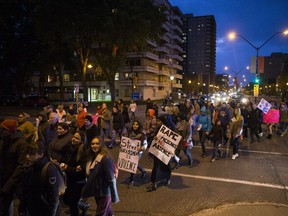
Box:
[254,84,259,97]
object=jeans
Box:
[231,136,240,155]
[280,122,287,133]
[212,140,222,158]
[199,130,208,155]
[175,147,193,164]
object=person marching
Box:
[127,120,147,188]
[209,119,224,162]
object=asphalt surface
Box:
[1,103,288,216]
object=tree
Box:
[34,0,165,102]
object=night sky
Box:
[169,0,288,83]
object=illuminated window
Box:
[63,74,70,82]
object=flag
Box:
[258,56,265,73]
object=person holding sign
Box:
[147,115,173,191]
[127,121,147,188]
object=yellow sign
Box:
[254,84,259,97]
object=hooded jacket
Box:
[230,108,244,139]
[197,107,212,132]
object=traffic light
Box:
[255,75,260,84]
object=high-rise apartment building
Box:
[182,14,216,94]
[117,0,183,101]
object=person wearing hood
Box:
[197,106,212,157]
[217,103,231,145]
[17,112,35,143]
[229,108,244,160]
[279,102,288,137]
[0,119,29,215]
[110,106,125,148]
[36,111,49,143]
[127,120,147,188]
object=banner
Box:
[148,125,182,165]
[250,56,256,73]
[263,109,280,123]
[118,137,141,173]
[257,98,272,114]
[258,56,265,73]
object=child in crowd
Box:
[209,119,224,162]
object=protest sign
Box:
[148,125,182,165]
[118,137,140,174]
[257,98,272,114]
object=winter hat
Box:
[0,119,18,133]
[85,115,93,123]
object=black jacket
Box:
[23,157,60,216]
[0,132,28,194]
[112,111,124,130]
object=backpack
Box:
[41,161,67,195]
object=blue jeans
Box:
[280,122,287,133]
[231,136,240,155]
[175,147,193,165]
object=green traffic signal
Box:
[255,78,260,84]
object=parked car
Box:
[0,95,19,106]
[20,95,49,107]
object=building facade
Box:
[117,0,183,101]
[181,14,216,94]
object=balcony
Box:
[159,70,170,76]
[172,83,182,88]
[126,52,159,61]
[167,54,183,62]
[171,24,183,35]
[156,58,170,65]
[119,65,159,74]
[155,46,170,54]
[173,64,183,71]
[170,15,183,25]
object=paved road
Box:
[1,104,288,216]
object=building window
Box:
[63,74,70,82]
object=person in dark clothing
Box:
[147,115,173,192]
[23,141,61,216]
[145,98,154,116]
[240,104,249,140]
[81,115,98,149]
[209,119,224,162]
[248,104,261,143]
[110,106,125,148]
[47,122,73,164]
[36,111,49,143]
[61,132,88,216]
[217,103,231,145]
[0,119,29,216]
[43,112,59,153]
[153,102,159,118]
[127,120,147,188]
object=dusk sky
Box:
[169,0,288,83]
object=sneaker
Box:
[128,181,134,188]
[259,132,263,137]
[280,133,285,137]
[210,158,216,163]
[235,153,238,158]
[231,154,237,160]
[146,183,157,191]
[164,179,171,186]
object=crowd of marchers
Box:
[0,97,288,216]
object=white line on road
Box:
[145,169,288,190]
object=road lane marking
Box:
[145,169,288,190]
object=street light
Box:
[87,64,93,102]
[225,66,249,91]
[170,75,174,95]
[228,30,288,86]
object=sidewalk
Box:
[190,202,288,216]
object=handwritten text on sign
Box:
[118,137,140,174]
[149,125,182,165]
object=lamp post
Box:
[228,30,288,95]
[170,75,174,97]
[225,66,249,91]
[87,64,93,102]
